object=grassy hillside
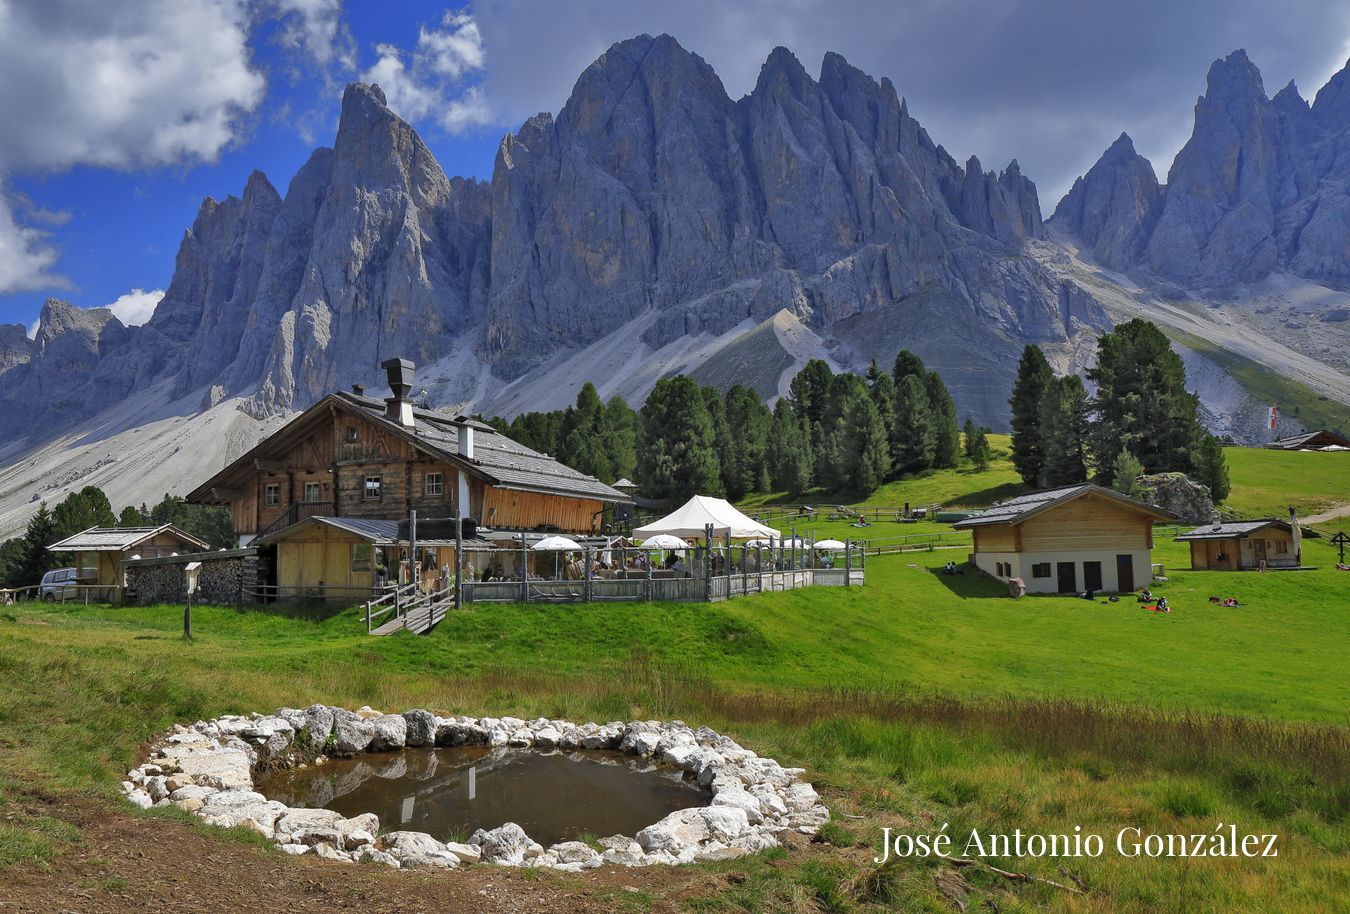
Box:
[2,440,1345,912]
[1223,446,1350,519]
[1168,328,1350,438]
[2,534,1346,911]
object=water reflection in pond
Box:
[256,747,711,846]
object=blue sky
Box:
[2,0,1348,333]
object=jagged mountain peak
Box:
[1055,47,1350,286]
[1,32,1091,450]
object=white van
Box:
[39,567,79,602]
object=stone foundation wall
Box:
[124,549,258,605]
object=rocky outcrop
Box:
[1,33,1099,442]
[124,708,828,869]
[0,323,33,372]
[1054,50,1350,288]
[1137,472,1220,524]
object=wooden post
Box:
[584,545,593,602]
[454,514,464,608]
[704,523,713,603]
[409,510,418,593]
[183,590,192,641]
[520,532,529,603]
[844,539,852,586]
[645,546,654,601]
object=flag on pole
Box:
[1268,406,1279,430]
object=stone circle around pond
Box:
[122,707,830,870]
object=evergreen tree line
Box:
[1008,319,1230,501]
[0,487,233,588]
[491,351,975,504]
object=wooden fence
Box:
[458,567,863,605]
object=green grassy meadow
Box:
[1,443,1346,912]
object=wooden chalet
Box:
[1174,517,1317,570]
[187,359,629,599]
[48,525,210,590]
[953,484,1173,594]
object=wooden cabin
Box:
[48,525,210,588]
[187,358,629,600]
[1264,430,1350,450]
[1174,519,1313,570]
[953,484,1173,594]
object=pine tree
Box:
[636,376,721,500]
[892,349,927,386]
[703,388,733,498]
[1008,345,1054,486]
[1038,376,1090,486]
[1110,451,1145,497]
[599,396,638,483]
[790,360,835,485]
[865,360,898,445]
[768,400,812,493]
[971,426,992,471]
[1088,319,1203,486]
[962,416,978,460]
[840,393,891,493]
[725,385,771,498]
[891,375,936,474]
[1194,433,1231,503]
[924,370,961,468]
[118,505,146,526]
[51,485,115,541]
[0,537,25,588]
[14,502,57,587]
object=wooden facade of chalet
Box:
[954,484,1173,594]
[186,360,628,600]
[190,401,624,542]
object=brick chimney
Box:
[381,358,415,428]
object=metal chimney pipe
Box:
[381,358,415,427]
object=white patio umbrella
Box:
[814,539,848,551]
[640,534,689,550]
[532,535,582,551]
[744,537,775,547]
[777,536,809,548]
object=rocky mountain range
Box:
[1051,49,1350,286]
[1,37,1349,536]
[0,34,1099,441]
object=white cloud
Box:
[0,0,265,173]
[361,9,494,133]
[0,190,65,297]
[106,288,165,327]
[0,0,267,293]
[272,0,355,71]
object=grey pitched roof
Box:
[334,393,629,504]
[49,525,210,552]
[254,516,496,548]
[1175,519,1292,541]
[952,483,1172,528]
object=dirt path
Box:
[0,794,795,914]
[1302,503,1350,525]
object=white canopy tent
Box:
[633,495,780,540]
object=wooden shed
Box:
[1174,519,1315,570]
[953,484,1173,594]
[48,525,211,588]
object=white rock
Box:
[279,843,310,855]
[782,782,820,813]
[379,830,449,857]
[332,711,375,754]
[367,714,408,751]
[711,787,765,824]
[471,822,535,865]
[275,808,344,838]
[443,841,481,864]
[635,807,749,854]
[160,746,253,790]
[550,841,602,867]
[533,726,562,749]
[126,790,154,809]
[358,848,401,867]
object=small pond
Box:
[256,747,711,846]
